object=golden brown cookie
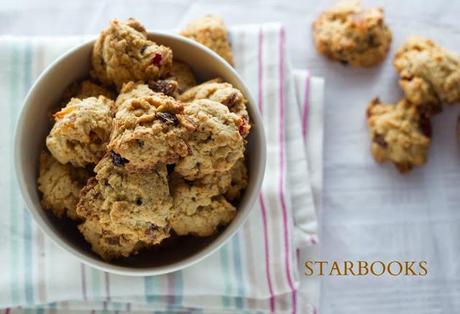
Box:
[312,1,391,67]
[367,98,431,173]
[46,96,114,167]
[76,155,172,260]
[178,78,250,137]
[175,99,245,180]
[37,151,91,220]
[169,173,236,237]
[224,158,248,202]
[109,92,190,172]
[62,80,115,102]
[181,15,234,65]
[169,61,197,93]
[91,18,173,89]
[114,81,156,110]
[393,36,460,114]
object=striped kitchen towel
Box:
[0,23,323,313]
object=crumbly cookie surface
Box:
[91,18,173,89]
[62,80,115,102]
[180,15,234,65]
[312,1,392,67]
[169,174,236,237]
[46,96,114,167]
[225,158,249,202]
[393,36,460,113]
[169,61,197,93]
[114,81,156,110]
[38,151,91,220]
[109,92,189,172]
[367,98,431,173]
[178,78,250,137]
[175,99,245,180]
[76,155,172,260]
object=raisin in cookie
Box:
[38,151,91,220]
[148,79,179,98]
[91,18,173,89]
[169,173,236,237]
[181,15,234,65]
[178,78,250,137]
[46,96,114,167]
[147,61,198,98]
[312,1,391,67]
[109,92,189,172]
[76,155,172,260]
[367,98,432,173]
[62,80,115,102]
[393,36,460,114]
[175,99,244,180]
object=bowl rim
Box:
[14,30,266,276]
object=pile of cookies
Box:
[313,1,460,173]
[38,16,251,261]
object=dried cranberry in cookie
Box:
[180,15,234,65]
[109,92,190,172]
[312,1,392,67]
[393,36,460,114]
[46,96,114,167]
[366,98,431,173]
[76,155,172,260]
[91,18,173,89]
[175,99,245,180]
[37,151,91,220]
[178,78,251,137]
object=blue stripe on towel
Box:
[233,233,245,309]
[23,42,34,305]
[9,40,21,306]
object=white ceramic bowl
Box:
[14,31,266,276]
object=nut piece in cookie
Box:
[76,155,172,260]
[175,99,245,180]
[109,92,190,172]
[169,173,236,237]
[180,15,234,65]
[312,0,392,67]
[62,80,115,102]
[366,98,431,173]
[393,36,460,114]
[46,96,114,167]
[37,151,91,220]
[91,18,173,89]
[115,81,156,110]
[178,78,251,137]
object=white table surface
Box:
[2,1,460,313]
